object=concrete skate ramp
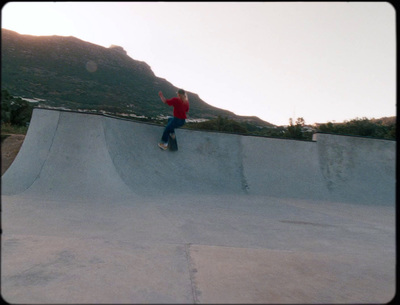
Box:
[2,108,395,204]
[2,109,244,199]
[1,108,396,303]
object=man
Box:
[158,89,189,150]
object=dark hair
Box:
[177,89,186,95]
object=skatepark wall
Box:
[2,108,396,205]
[314,132,396,205]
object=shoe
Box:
[158,142,168,150]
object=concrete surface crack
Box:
[184,243,199,304]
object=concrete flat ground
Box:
[1,109,396,304]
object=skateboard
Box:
[168,133,178,151]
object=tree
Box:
[284,117,305,140]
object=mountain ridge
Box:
[1,29,273,127]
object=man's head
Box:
[177,89,186,96]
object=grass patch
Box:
[1,123,29,135]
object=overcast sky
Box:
[2,2,396,125]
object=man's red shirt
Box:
[166,97,189,119]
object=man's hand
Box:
[159,91,167,104]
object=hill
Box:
[1,29,273,127]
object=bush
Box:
[317,117,396,140]
[1,90,34,126]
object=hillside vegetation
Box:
[185,116,396,140]
[2,89,395,141]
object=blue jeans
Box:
[161,117,185,143]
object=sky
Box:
[1,2,396,126]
